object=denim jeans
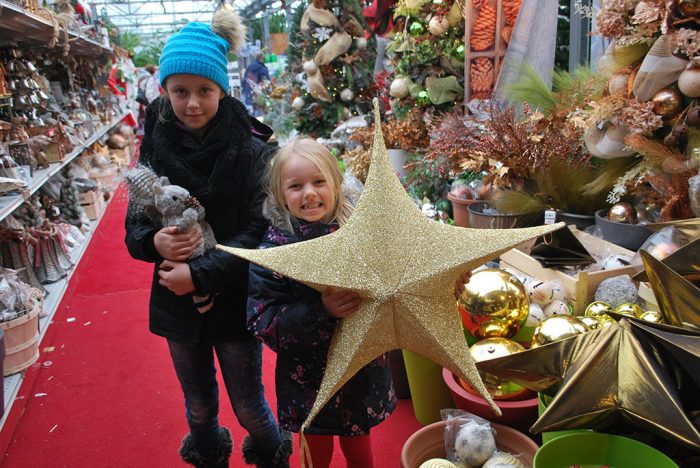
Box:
[168,337,281,458]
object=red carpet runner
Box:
[0,185,422,467]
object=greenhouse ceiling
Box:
[92,0,293,40]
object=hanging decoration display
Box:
[287,0,376,137]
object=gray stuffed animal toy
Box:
[126,166,217,313]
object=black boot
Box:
[179,427,233,468]
[241,430,293,468]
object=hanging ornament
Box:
[342,106,351,120]
[355,37,368,49]
[416,89,431,106]
[688,105,700,125]
[390,77,410,99]
[409,20,425,36]
[651,88,682,118]
[340,88,355,102]
[292,96,305,111]
[303,60,318,75]
[678,63,700,97]
[453,44,466,61]
[312,27,334,42]
[428,16,449,36]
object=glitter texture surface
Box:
[219,99,563,430]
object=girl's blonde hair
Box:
[267,138,353,227]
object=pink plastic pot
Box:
[442,367,539,433]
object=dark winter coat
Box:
[125,96,274,346]
[247,198,396,436]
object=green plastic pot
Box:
[533,432,678,468]
[537,393,589,443]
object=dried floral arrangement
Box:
[348,109,429,151]
[570,0,700,221]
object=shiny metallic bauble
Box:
[428,15,449,36]
[651,88,683,118]
[531,315,590,348]
[458,268,529,340]
[468,338,526,398]
[639,310,664,323]
[585,301,613,318]
[614,303,645,318]
[608,202,637,224]
[340,88,355,102]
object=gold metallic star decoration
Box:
[218,99,563,430]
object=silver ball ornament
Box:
[292,96,305,111]
[303,60,318,75]
[340,88,355,102]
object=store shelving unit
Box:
[0,0,110,56]
[0,1,121,434]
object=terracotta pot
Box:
[442,368,539,433]
[400,419,539,468]
[594,209,652,251]
[447,192,479,228]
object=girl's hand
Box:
[158,259,196,295]
[322,288,362,318]
[454,270,473,300]
[154,226,202,261]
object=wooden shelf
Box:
[0,1,111,56]
[0,112,128,224]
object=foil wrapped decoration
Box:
[218,99,564,433]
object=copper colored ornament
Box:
[687,106,700,126]
[608,202,637,223]
[664,133,679,147]
[477,318,700,451]
[467,338,526,398]
[651,88,683,118]
[675,0,700,17]
[219,99,563,431]
[614,302,644,318]
[458,269,530,339]
[530,315,590,348]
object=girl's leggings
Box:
[304,433,374,468]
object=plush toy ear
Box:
[153,184,164,195]
[159,176,170,185]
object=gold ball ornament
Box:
[428,15,449,36]
[678,66,700,98]
[608,202,637,223]
[640,310,664,323]
[614,303,645,318]
[530,315,590,348]
[458,268,529,339]
[579,316,601,329]
[585,301,613,318]
[674,0,700,17]
[466,338,526,398]
[651,88,683,118]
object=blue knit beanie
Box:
[159,22,231,93]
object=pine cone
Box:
[470,4,497,51]
[471,0,488,8]
[470,57,494,93]
[502,25,513,44]
[503,0,522,26]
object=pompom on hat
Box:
[159,4,246,93]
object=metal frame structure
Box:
[91,0,293,40]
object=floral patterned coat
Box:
[247,205,396,436]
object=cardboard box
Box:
[81,194,106,220]
[500,228,639,314]
[78,189,99,205]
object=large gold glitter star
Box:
[477,318,700,450]
[218,99,563,430]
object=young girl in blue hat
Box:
[125,5,291,467]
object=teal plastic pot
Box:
[533,432,678,468]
